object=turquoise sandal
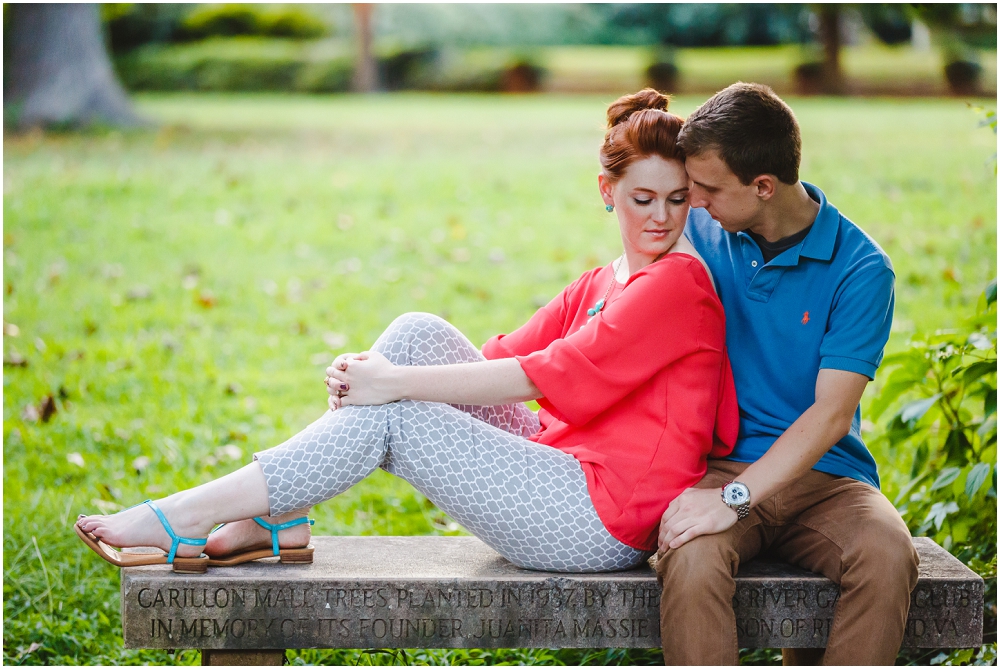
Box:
[75,500,209,573]
[206,516,314,566]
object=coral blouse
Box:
[482,254,739,550]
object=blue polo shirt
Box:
[685,182,893,488]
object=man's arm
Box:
[326,352,542,409]
[657,368,869,552]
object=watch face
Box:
[724,482,749,505]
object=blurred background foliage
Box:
[99,3,997,96]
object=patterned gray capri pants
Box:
[254,312,650,572]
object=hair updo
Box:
[600,88,684,182]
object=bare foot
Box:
[204,512,311,558]
[76,498,215,559]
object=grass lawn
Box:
[3,93,996,665]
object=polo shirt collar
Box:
[798,182,839,262]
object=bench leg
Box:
[201,649,285,666]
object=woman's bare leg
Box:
[204,509,312,557]
[76,461,272,558]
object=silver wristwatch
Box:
[721,480,751,520]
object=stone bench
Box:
[120,536,984,666]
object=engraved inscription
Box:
[121,537,985,650]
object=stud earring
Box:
[606,204,614,212]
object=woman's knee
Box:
[384,312,452,339]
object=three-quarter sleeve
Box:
[516,256,722,426]
[482,269,595,360]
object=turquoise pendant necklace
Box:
[587,253,625,318]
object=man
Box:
[655,82,919,665]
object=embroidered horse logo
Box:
[801,311,810,325]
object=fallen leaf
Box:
[126,285,153,301]
[217,444,243,460]
[3,321,20,336]
[67,452,85,467]
[39,395,56,422]
[197,290,217,308]
[101,263,124,280]
[21,403,39,422]
[323,332,348,349]
[19,642,41,659]
[132,456,151,473]
[4,351,27,367]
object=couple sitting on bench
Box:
[76,83,918,665]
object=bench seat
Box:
[120,535,983,663]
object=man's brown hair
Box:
[677,82,801,185]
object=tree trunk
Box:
[352,3,378,93]
[4,3,144,129]
[818,4,845,94]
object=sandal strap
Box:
[143,500,207,563]
[252,516,314,556]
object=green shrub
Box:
[114,38,352,93]
[871,280,997,664]
[179,4,328,41]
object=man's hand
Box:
[324,351,399,409]
[657,487,738,554]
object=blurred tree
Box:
[4,3,142,128]
[860,4,913,44]
[908,3,996,95]
[607,4,811,47]
[815,4,845,94]
[353,3,377,92]
[103,3,188,55]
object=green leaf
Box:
[957,360,997,383]
[909,441,930,480]
[930,466,961,490]
[965,462,991,497]
[944,428,973,465]
[986,278,997,306]
[985,389,996,418]
[978,414,997,439]
[924,500,959,530]
[899,394,941,424]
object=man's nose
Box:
[688,188,709,209]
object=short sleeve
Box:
[482,271,590,360]
[516,257,723,426]
[819,263,895,380]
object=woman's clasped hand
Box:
[324,351,397,410]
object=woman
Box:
[75,89,738,574]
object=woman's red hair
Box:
[600,88,684,182]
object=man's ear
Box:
[753,174,777,201]
[597,173,615,206]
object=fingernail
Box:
[340,384,348,390]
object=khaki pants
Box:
[655,460,919,666]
